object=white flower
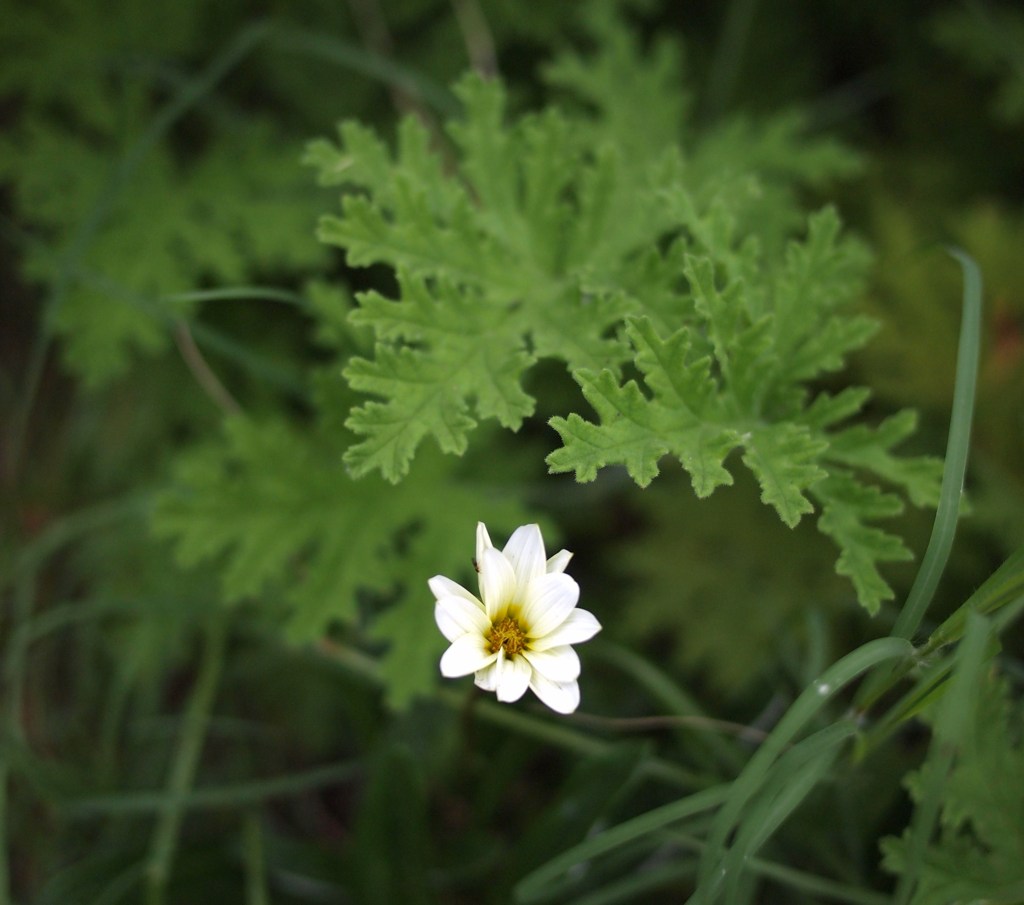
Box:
[429,522,601,714]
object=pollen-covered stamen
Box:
[488,615,526,657]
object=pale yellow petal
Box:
[495,653,531,703]
[529,674,581,714]
[502,524,546,589]
[434,595,489,643]
[522,572,579,638]
[529,608,601,651]
[440,635,497,678]
[522,645,580,682]
[479,546,516,621]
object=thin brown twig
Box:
[172,321,241,415]
[449,0,498,76]
[345,0,421,115]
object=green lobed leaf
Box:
[307,71,677,481]
[547,369,673,488]
[813,471,912,614]
[341,273,535,480]
[306,31,934,612]
[882,671,1024,905]
[2,123,327,386]
[152,415,534,707]
[828,411,944,508]
[741,423,828,528]
[545,202,934,609]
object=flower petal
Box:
[529,674,581,714]
[521,572,580,638]
[479,546,517,621]
[428,575,478,604]
[502,524,546,589]
[495,653,531,703]
[474,658,500,691]
[546,549,573,574]
[434,595,489,642]
[529,608,602,651]
[476,522,493,564]
[440,634,497,678]
[523,645,580,682]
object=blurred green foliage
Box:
[2,0,1023,903]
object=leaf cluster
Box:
[152,404,533,707]
[307,23,939,611]
[882,673,1024,905]
[0,2,328,386]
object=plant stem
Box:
[144,613,228,905]
[243,811,270,905]
[0,763,9,905]
[0,571,39,905]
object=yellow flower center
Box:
[488,615,526,657]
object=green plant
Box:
[3,2,1022,903]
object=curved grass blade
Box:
[10,21,273,475]
[564,862,695,905]
[144,614,227,905]
[268,26,458,117]
[322,643,702,791]
[855,247,982,712]
[894,611,991,905]
[62,760,361,817]
[721,721,859,902]
[514,785,730,904]
[587,643,745,772]
[890,248,982,642]
[694,637,912,901]
[920,545,1024,655]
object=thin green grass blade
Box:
[161,287,310,309]
[863,596,1015,756]
[1,498,143,892]
[862,656,956,756]
[894,611,991,905]
[890,248,982,642]
[855,247,982,713]
[10,22,272,476]
[243,812,270,905]
[323,644,702,791]
[588,643,744,772]
[514,785,730,904]
[268,26,458,116]
[920,545,1024,654]
[564,863,695,905]
[90,864,146,905]
[695,637,911,900]
[7,495,149,590]
[56,263,309,395]
[704,0,760,119]
[187,320,307,395]
[730,844,889,905]
[721,722,858,902]
[144,614,227,905]
[62,759,361,816]
[0,763,8,905]
[856,546,1024,728]
[664,832,891,905]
